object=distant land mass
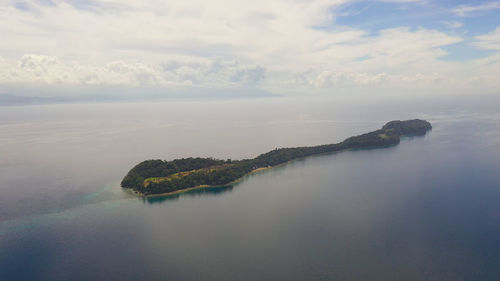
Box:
[122,119,432,196]
[0,87,276,106]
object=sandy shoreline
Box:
[123,122,430,198]
[130,141,411,198]
[128,147,378,198]
[133,166,273,198]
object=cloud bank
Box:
[1,0,500,97]
[0,54,266,88]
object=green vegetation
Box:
[122,119,431,195]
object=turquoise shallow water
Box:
[0,96,499,280]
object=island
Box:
[121,119,432,196]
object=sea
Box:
[0,95,499,280]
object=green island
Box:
[122,119,432,196]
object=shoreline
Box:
[130,143,406,198]
[134,166,273,198]
[123,120,432,197]
[130,143,405,198]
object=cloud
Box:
[442,21,464,29]
[378,0,425,2]
[292,70,456,90]
[307,71,390,87]
[0,54,266,87]
[452,2,500,17]
[0,0,500,96]
[473,27,500,50]
[0,0,349,66]
[0,24,462,89]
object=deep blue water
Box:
[0,96,499,280]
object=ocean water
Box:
[0,96,499,280]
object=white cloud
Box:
[307,71,390,87]
[0,24,463,89]
[378,0,425,2]
[473,27,500,50]
[0,0,499,95]
[442,21,464,29]
[452,2,500,17]
[0,54,266,87]
[291,70,456,90]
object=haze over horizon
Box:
[1,0,500,102]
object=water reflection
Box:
[142,185,234,204]
[140,164,281,205]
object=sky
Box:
[1,0,500,99]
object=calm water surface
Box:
[0,96,499,280]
